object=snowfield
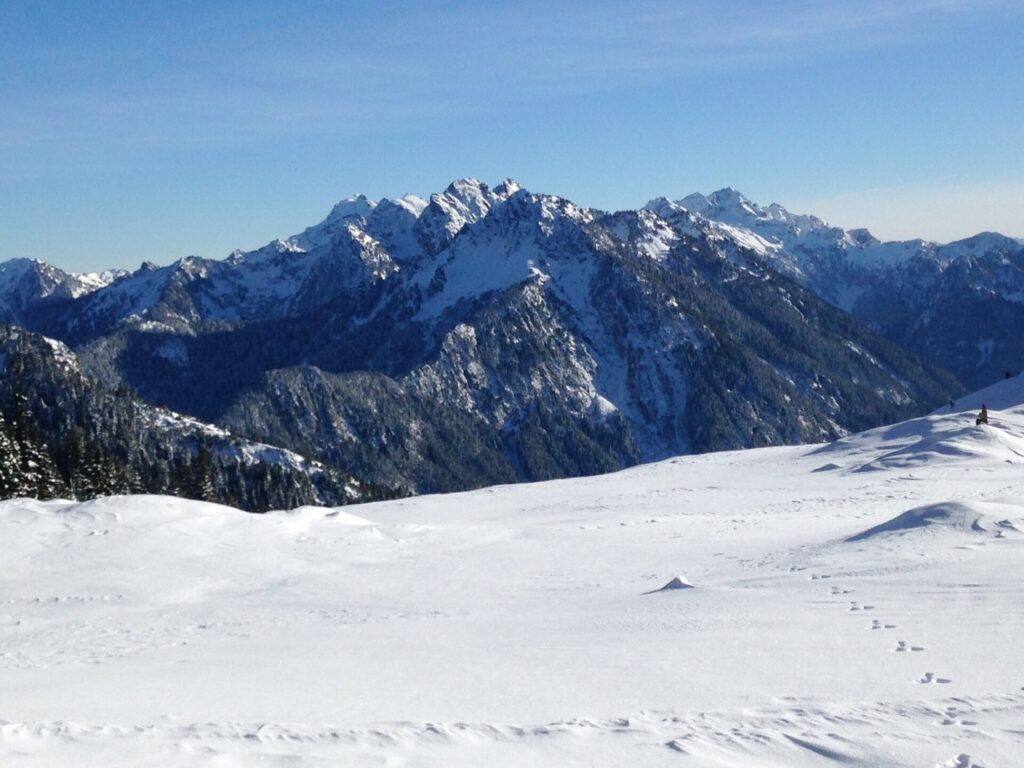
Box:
[4,379,1024,766]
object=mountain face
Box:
[0,259,124,324]
[647,190,1024,389]
[2,179,974,493]
[0,326,395,510]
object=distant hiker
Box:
[976,404,989,426]
[948,398,955,409]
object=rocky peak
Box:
[326,193,377,222]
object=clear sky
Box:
[2,0,1022,272]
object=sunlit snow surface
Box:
[4,381,1024,766]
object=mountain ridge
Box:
[5,178,1010,493]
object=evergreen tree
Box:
[63,427,91,499]
[7,355,64,499]
[0,416,23,498]
[184,443,216,501]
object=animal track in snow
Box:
[847,600,876,611]
[897,640,924,652]
[939,705,978,727]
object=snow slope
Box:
[3,401,1024,766]
[932,370,1024,413]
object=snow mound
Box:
[0,495,234,528]
[854,423,1024,472]
[814,412,1024,473]
[645,575,694,594]
[272,506,374,526]
[811,462,841,473]
[847,500,1023,542]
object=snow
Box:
[411,192,594,320]
[135,402,329,482]
[634,212,679,262]
[645,575,695,592]
[68,269,126,297]
[270,505,375,527]
[708,220,780,257]
[939,231,1021,259]
[0,259,121,317]
[3,385,1024,766]
[846,500,1022,541]
[326,193,377,222]
[41,336,80,374]
[932,370,1024,413]
[77,261,180,327]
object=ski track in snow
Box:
[3,403,1024,766]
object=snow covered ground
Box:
[3,379,1024,766]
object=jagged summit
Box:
[327,193,377,220]
[494,178,523,197]
[674,188,828,236]
[680,186,751,213]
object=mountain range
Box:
[646,188,1024,389]
[3,178,1020,494]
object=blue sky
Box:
[2,0,1022,271]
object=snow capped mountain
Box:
[412,177,520,256]
[0,258,124,323]
[6,179,964,492]
[645,188,938,300]
[8,177,1022,491]
[937,231,1021,259]
[644,189,1024,389]
[679,187,827,237]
